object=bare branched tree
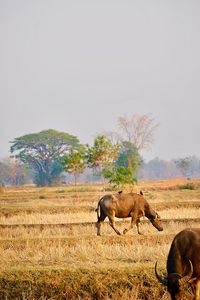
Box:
[117,114,158,152]
[103,131,121,145]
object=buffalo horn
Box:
[155,261,168,285]
[179,260,193,286]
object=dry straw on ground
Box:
[0,179,200,299]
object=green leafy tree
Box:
[86,135,120,188]
[87,135,120,170]
[103,113,158,189]
[10,129,80,186]
[103,166,137,190]
[104,141,141,190]
[63,147,86,187]
[116,141,141,173]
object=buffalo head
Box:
[150,213,163,231]
[155,260,193,300]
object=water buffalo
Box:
[96,191,163,236]
[155,228,200,300]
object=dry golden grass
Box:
[0,207,200,227]
[0,234,169,270]
[0,179,200,299]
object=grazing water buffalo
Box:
[155,228,200,300]
[96,191,163,236]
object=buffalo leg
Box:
[96,213,106,236]
[108,213,121,235]
[96,221,102,236]
[123,212,138,235]
[136,218,143,235]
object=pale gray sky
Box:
[1,1,200,161]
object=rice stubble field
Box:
[0,178,200,299]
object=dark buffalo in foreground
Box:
[155,228,200,300]
[96,191,163,236]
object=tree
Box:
[63,147,86,187]
[7,157,29,185]
[174,157,193,178]
[103,142,141,190]
[10,129,80,186]
[0,157,29,185]
[86,135,120,188]
[103,166,137,190]
[0,160,8,185]
[118,114,158,152]
[138,158,180,179]
[116,141,142,174]
[102,114,157,188]
[87,135,120,170]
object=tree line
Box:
[1,154,200,187]
[0,114,199,187]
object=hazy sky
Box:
[1,1,200,161]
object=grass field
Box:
[0,178,200,299]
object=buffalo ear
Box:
[155,212,161,220]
